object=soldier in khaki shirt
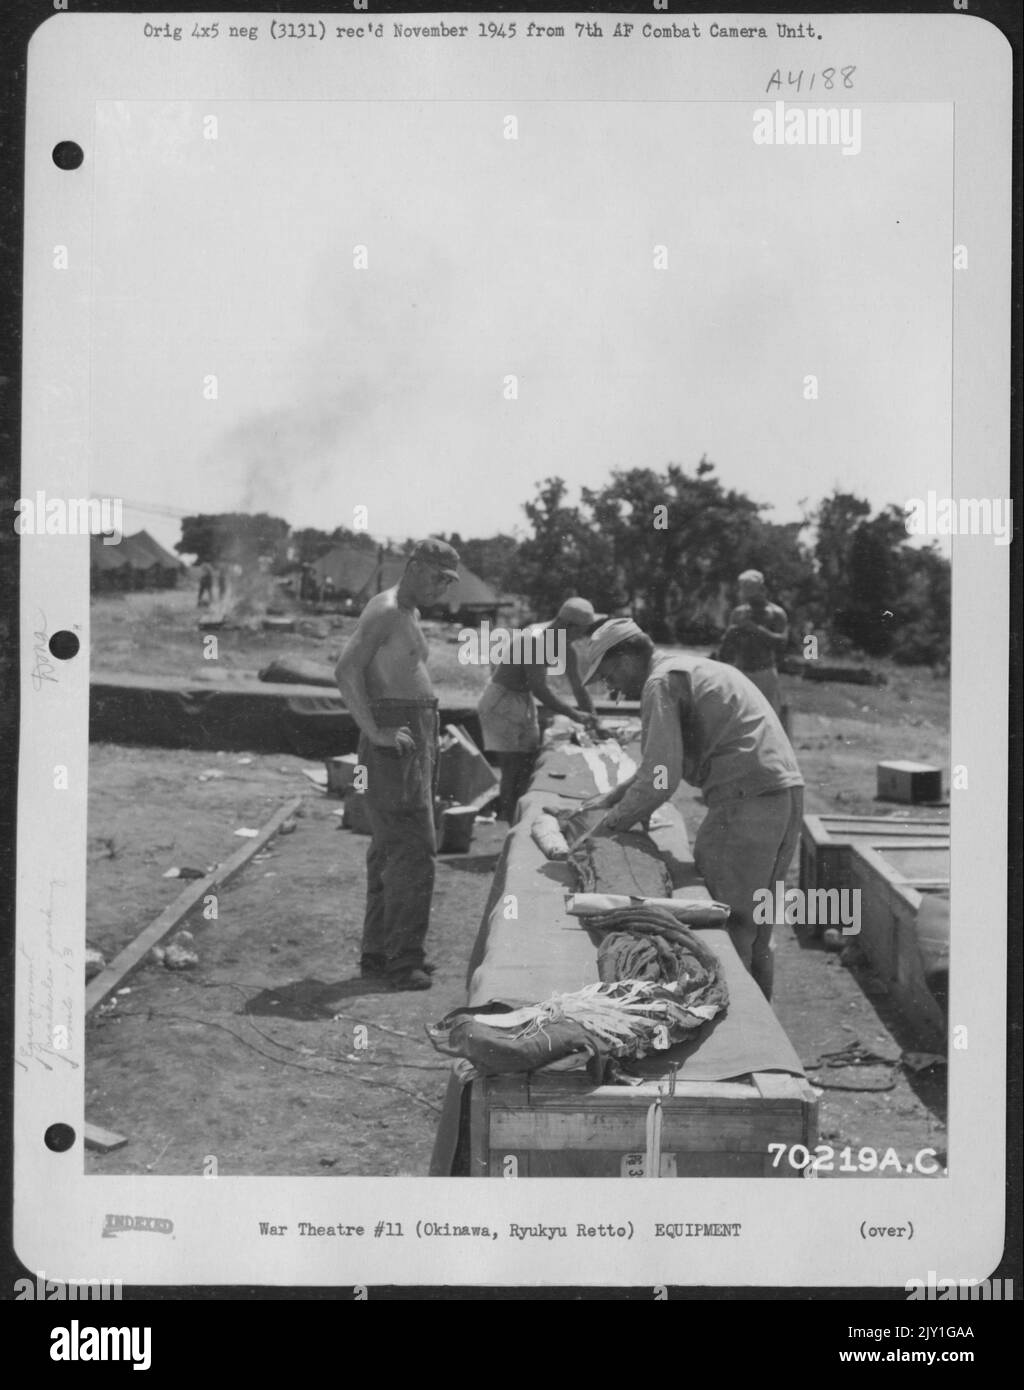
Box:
[576,619,804,1001]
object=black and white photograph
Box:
[8,3,1016,1301]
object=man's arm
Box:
[744,605,789,651]
[526,664,592,723]
[334,607,411,751]
[600,673,686,832]
[566,641,596,715]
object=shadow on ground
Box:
[243,976,406,1019]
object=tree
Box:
[434,532,520,593]
[890,543,951,667]
[507,478,618,616]
[585,459,768,641]
[813,493,950,664]
[290,528,336,566]
[330,526,378,552]
[812,491,872,630]
[176,512,290,566]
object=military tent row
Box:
[90,531,185,591]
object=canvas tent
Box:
[311,544,507,622]
[309,545,380,598]
[91,530,184,591]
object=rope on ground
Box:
[111,1008,443,1114]
[804,1041,901,1093]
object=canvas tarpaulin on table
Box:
[430,726,807,1174]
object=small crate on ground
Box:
[876,761,943,804]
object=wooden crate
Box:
[801,814,949,896]
[877,760,943,803]
[847,843,947,1046]
[469,1070,818,1179]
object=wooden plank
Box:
[817,814,949,831]
[84,1123,128,1153]
[490,1107,809,1151]
[442,723,499,805]
[468,1081,490,1177]
[527,1067,750,1100]
[464,784,499,814]
[488,1073,530,1106]
[85,796,303,1014]
[525,1082,767,1107]
[496,1148,772,1178]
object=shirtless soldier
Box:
[718,569,789,718]
[334,538,460,990]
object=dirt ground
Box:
[85,590,949,1179]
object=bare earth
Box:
[85,590,949,1178]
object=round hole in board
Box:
[44,1123,76,1153]
[52,141,84,170]
[48,630,80,661]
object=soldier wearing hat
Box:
[575,618,804,1001]
[476,597,606,823]
[333,538,461,991]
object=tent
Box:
[311,544,506,622]
[90,530,184,591]
[309,545,380,598]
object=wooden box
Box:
[876,760,943,804]
[801,814,949,896]
[325,753,359,797]
[847,843,947,1046]
[469,1070,818,1179]
[342,785,373,835]
[437,724,498,808]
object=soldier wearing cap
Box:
[575,618,804,1001]
[333,538,461,991]
[476,597,606,823]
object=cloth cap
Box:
[576,618,646,686]
[410,537,460,579]
[550,597,607,630]
[738,569,765,586]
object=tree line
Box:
[176,458,950,667]
[438,460,950,668]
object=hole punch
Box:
[48,630,80,661]
[52,141,84,170]
[44,1123,76,1152]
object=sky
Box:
[88,99,953,555]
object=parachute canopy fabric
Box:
[452,728,806,1081]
